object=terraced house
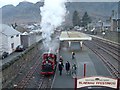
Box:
[0,24,21,56]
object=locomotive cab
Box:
[42,61,53,72]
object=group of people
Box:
[58,53,77,77]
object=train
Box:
[41,52,57,75]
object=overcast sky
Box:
[0,0,119,8]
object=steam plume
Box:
[40,0,67,52]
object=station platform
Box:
[52,42,112,88]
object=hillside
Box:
[1,1,118,25]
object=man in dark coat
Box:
[58,62,63,75]
[59,56,64,68]
[65,61,70,74]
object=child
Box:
[72,52,75,59]
[71,63,77,78]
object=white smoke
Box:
[40,0,67,52]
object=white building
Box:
[21,31,39,48]
[0,24,21,55]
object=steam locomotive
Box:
[41,52,57,75]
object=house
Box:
[0,24,21,55]
[103,22,111,31]
[95,21,111,32]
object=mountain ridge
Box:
[1,1,118,25]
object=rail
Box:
[84,42,120,78]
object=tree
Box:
[82,12,91,27]
[72,10,80,26]
[11,23,17,29]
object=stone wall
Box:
[2,40,42,88]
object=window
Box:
[16,34,19,37]
[11,36,14,38]
[11,43,14,49]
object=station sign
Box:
[76,76,118,89]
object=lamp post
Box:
[102,31,106,38]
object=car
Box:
[15,45,24,52]
[2,52,9,59]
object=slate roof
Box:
[0,24,21,36]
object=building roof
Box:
[0,24,21,36]
[60,31,92,41]
[22,32,29,35]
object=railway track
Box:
[84,40,120,78]
[92,39,120,63]
[93,38,120,54]
[38,76,53,89]
[15,52,42,88]
[14,54,55,88]
[14,51,56,89]
[2,36,59,89]
[91,35,120,50]
[2,47,43,88]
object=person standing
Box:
[59,56,64,68]
[65,61,70,75]
[72,52,75,59]
[58,61,63,75]
[71,63,77,78]
[59,56,63,62]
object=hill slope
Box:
[1,1,118,24]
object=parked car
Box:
[2,52,9,59]
[15,45,24,52]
